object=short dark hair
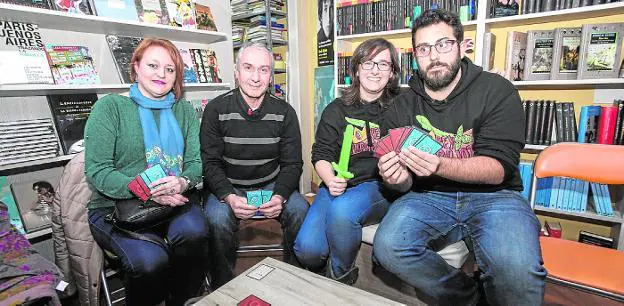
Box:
[318,0,332,19]
[32,181,54,193]
[342,38,400,107]
[411,10,464,51]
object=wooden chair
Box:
[529,143,624,303]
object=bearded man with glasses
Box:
[373,9,546,305]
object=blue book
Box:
[549,177,560,209]
[92,0,139,22]
[577,106,601,143]
[580,181,590,212]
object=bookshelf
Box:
[333,0,624,249]
[0,1,234,242]
[231,0,289,98]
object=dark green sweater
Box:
[84,94,202,209]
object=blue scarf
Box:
[129,83,184,176]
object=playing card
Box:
[400,128,427,150]
[389,126,413,152]
[246,190,263,207]
[414,135,443,154]
[128,178,150,201]
[261,190,273,203]
[373,135,391,158]
[139,164,167,191]
[400,127,442,155]
[238,294,271,306]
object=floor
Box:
[61,218,285,306]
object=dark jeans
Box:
[203,182,309,289]
[88,202,209,306]
[373,190,546,306]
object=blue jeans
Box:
[373,190,546,306]
[203,182,309,289]
[88,202,209,306]
[294,181,390,278]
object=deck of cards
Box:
[127,164,168,202]
[247,190,273,217]
[374,126,443,158]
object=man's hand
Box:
[150,176,188,197]
[224,194,257,220]
[151,194,189,206]
[326,176,347,196]
[259,195,284,219]
[399,147,441,177]
[378,151,410,185]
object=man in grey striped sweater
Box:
[200,42,309,289]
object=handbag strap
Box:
[105,211,170,252]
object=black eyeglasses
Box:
[414,39,458,57]
[360,60,392,71]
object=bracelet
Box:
[180,176,192,191]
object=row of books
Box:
[231,0,286,19]
[578,100,624,145]
[0,20,223,85]
[2,0,218,31]
[232,16,287,48]
[489,0,624,17]
[519,160,615,216]
[336,0,476,37]
[337,48,417,85]
[501,22,624,81]
[523,100,576,145]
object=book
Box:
[179,48,199,83]
[524,30,554,81]
[9,167,63,233]
[190,48,222,83]
[579,230,614,248]
[482,32,496,71]
[504,31,527,81]
[91,0,139,21]
[189,98,210,121]
[165,0,196,29]
[106,35,143,84]
[50,0,93,15]
[550,27,582,80]
[194,3,217,31]
[0,118,60,166]
[46,45,101,85]
[47,93,98,154]
[577,23,624,79]
[0,176,25,234]
[577,105,601,143]
[0,20,54,85]
[134,0,169,25]
[597,105,618,144]
[0,0,51,9]
[545,220,562,238]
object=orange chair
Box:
[530,143,624,303]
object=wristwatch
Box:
[180,175,192,191]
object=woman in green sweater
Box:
[84,38,208,306]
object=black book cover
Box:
[533,100,544,145]
[106,35,143,84]
[555,102,565,142]
[562,102,572,142]
[612,100,624,145]
[569,102,577,142]
[545,100,556,145]
[47,93,98,154]
[526,100,537,144]
[539,100,550,144]
[579,230,614,249]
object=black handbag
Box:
[112,198,178,231]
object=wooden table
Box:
[194,257,405,305]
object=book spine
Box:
[526,101,537,144]
[612,99,624,145]
[545,100,556,145]
[534,100,544,145]
[597,106,618,144]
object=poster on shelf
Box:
[317,0,334,66]
[314,65,335,131]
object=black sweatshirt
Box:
[200,89,303,199]
[313,98,384,187]
[383,58,525,193]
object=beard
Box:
[417,57,461,91]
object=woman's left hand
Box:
[150,176,188,197]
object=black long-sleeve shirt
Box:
[313,98,384,187]
[383,58,525,193]
[200,89,303,199]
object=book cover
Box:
[0,0,51,9]
[0,176,25,234]
[165,0,196,29]
[579,230,614,248]
[189,98,210,121]
[47,93,98,154]
[504,31,527,81]
[135,0,169,25]
[524,30,554,81]
[314,65,335,131]
[46,45,101,85]
[106,35,143,84]
[179,48,198,83]
[578,23,624,79]
[91,0,138,21]
[50,0,93,15]
[0,20,54,85]
[9,167,63,233]
[577,105,601,143]
[550,27,582,80]
[597,105,618,144]
[493,0,519,17]
[194,3,217,31]
[190,48,222,83]
[482,32,496,71]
